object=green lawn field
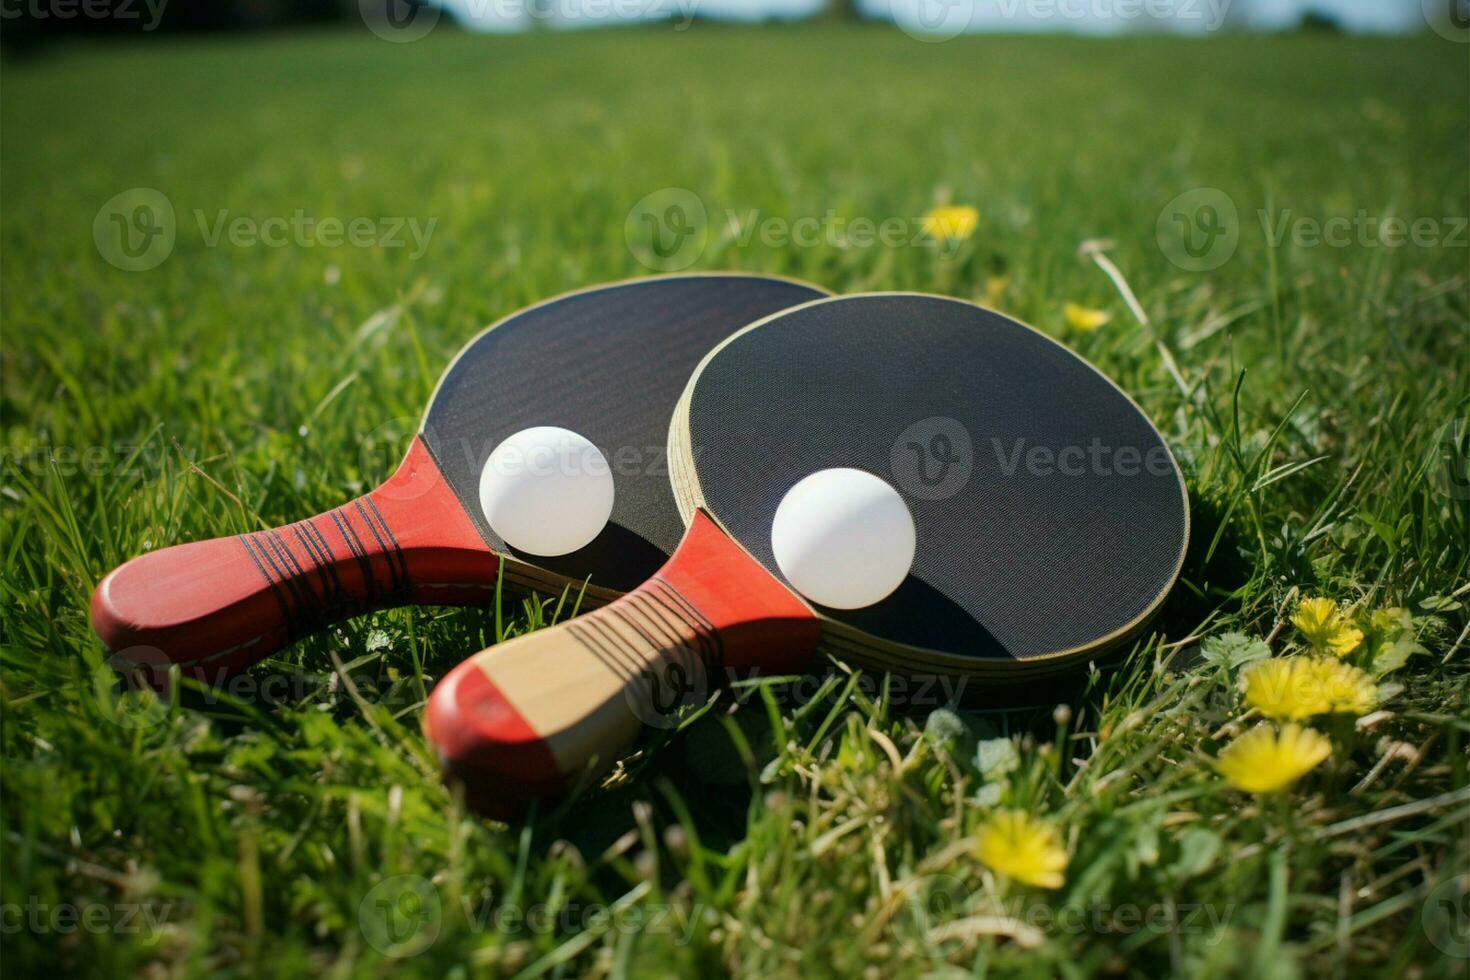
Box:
[2,25,1467,978]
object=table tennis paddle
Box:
[90,274,827,682]
[425,293,1189,810]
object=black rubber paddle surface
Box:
[424,275,826,592]
[685,294,1188,662]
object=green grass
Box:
[3,24,1468,978]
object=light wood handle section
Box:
[425,511,821,816]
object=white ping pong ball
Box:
[770,468,916,609]
[479,426,614,557]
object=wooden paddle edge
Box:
[419,270,831,606]
[667,291,1192,680]
[418,271,832,434]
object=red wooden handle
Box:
[424,511,820,818]
[91,437,496,683]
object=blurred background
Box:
[0,0,1458,48]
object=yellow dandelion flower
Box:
[1364,607,1402,638]
[1324,624,1363,657]
[1216,723,1331,794]
[1291,597,1336,636]
[1063,303,1112,332]
[1241,657,1377,720]
[1290,596,1363,657]
[921,205,979,243]
[1240,657,1323,721]
[974,810,1068,889]
[1311,658,1377,715]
